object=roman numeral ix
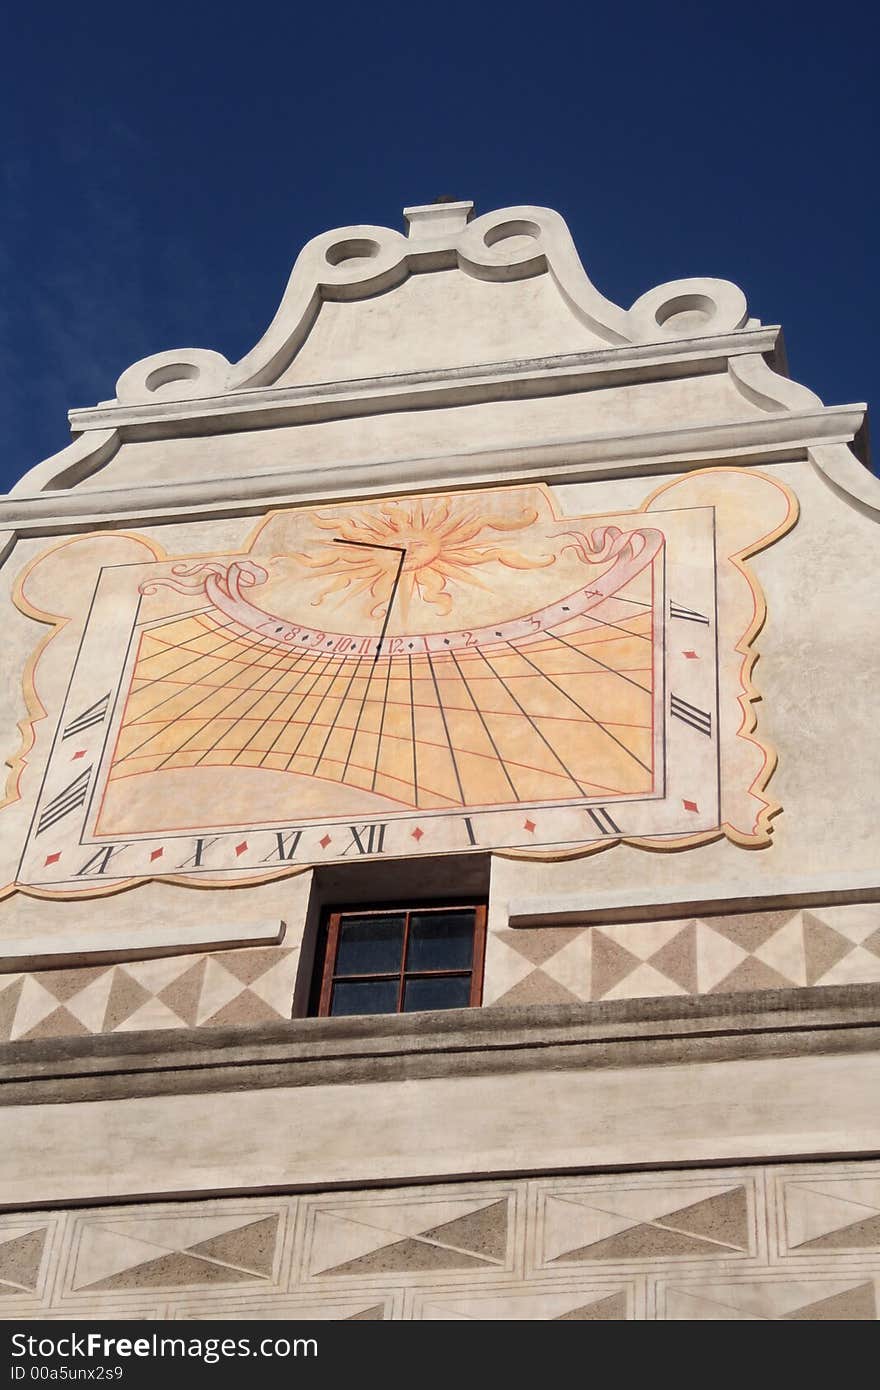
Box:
[36,767,92,835]
[62,693,111,739]
[670,694,712,737]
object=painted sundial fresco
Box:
[3,468,797,897]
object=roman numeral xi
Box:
[670,695,712,737]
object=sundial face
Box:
[7,471,797,896]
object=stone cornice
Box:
[507,869,880,927]
[0,919,286,974]
[1,982,877,1109]
[68,328,783,440]
[0,405,865,535]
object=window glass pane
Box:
[406,910,475,971]
[335,914,405,976]
[403,975,472,1012]
[330,978,399,1016]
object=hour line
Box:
[340,655,384,782]
[507,641,652,776]
[196,645,318,766]
[448,647,521,802]
[280,652,355,771]
[473,645,587,796]
[408,652,419,808]
[547,630,652,695]
[425,650,466,804]
[310,654,370,778]
[234,649,327,764]
[152,638,299,770]
[120,626,289,764]
[262,651,338,768]
[127,616,245,710]
[370,650,396,793]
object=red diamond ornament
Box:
[411,827,424,841]
[150,847,164,862]
[683,799,699,813]
[319,834,332,849]
[523,819,536,833]
[44,852,61,866]
[235,840,248,856]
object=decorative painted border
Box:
[0,468,796,903]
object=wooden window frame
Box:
[311,899,487,1018]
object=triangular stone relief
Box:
[556,1290,629,1320]
[0,1229,47,1294]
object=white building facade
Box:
[0,200,878,1320]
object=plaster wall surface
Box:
[276,267,609,382]
[2,1049,880,1207]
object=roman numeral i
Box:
[669,602,709,625]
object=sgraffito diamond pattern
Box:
[0,1161,877,1319]
[0,946,297,1041]
[1,905,876,1041]
[484,904,880,1005]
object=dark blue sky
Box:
[3,3,876,493]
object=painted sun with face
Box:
[291,494,556,618]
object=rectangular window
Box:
[311,902,487,1017]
